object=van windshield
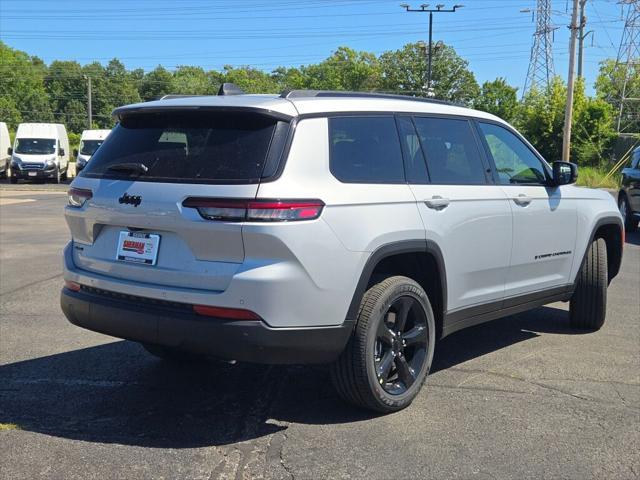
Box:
[80,140,104,156]
[82,111,287,183]
[15,138,56,155]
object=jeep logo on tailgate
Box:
[118,193,142,207]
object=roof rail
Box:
[280,89,454,106]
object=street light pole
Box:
[401,3,464,97]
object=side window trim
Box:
[473,118,552,186]
[411,114,493,186]
[395,114,430,184]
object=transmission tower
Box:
[614,0,640,134]
[523,0,556,97]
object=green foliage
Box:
[575,166,619,189]
[474,78,518,122]
[378,43,479,104]
[516,77,617,166]
[0,40,623,172]
[595,59,640,134]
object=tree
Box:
[173,66,215,95]
[379,43,479,104]
[0,41,52,128]
[139,65,174,101]
[474,78,519,122]
[595,58,640,134]
[221,66,280,93]
[517,77,616,166]
[297,47,381,91]
[45,60,87,130]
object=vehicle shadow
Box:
[625,229,640,246]
[0,305,581,449]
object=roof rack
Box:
[280,89,454,106]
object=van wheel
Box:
[61,168,68,181]
[330,276,435,413]
[0,162,7,179]
[619,193,638,232]
[569,238,608,330]
[141,343,203,363]
[54,167,61,184]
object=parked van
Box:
[11,123,69,183]
[0,122,10,178]
[75,129,111,173]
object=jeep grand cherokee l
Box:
[61,87,624,413]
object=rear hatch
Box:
[66,107,292,292]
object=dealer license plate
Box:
[116,231,160,265]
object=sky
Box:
[0,0,626,95]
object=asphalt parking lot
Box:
[0,184,639,480]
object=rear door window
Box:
[329,116,405,183]
[82,111,287,183]
[413,117,487,185]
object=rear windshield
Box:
[81,111,288,183]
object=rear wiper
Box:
[106,162,149,175]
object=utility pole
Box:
[562,0,581,162]
[400,3,464,97]
[84,75,92,129]
[577,0,592,78]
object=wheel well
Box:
[368,252,445,339]
[594,223,623,282]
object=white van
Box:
[10,123,69,183]
[0,122,10,178]
[75,129,111,173]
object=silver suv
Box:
[61,87,624,412]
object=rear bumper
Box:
[60,287,353,364]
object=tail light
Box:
[68,188,93,208]
[183,198,324,222]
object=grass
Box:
[576,166,620,190]
[0,423,20,431]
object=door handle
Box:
[513,194,532,206]
[424,196,450,210]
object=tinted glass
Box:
[15,138,56,155]
[329,116,405,183]
[80,140,104,156]
[82,111,282,183]
[478,122,548,185]
[397,116,429,183]
[413,117,486,184]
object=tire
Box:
[330,275,436,413]
[9,176,17,184]
[0,162,7,179]
[141,343,204,363]
[619,193,638,233]
[569,237,608,330]
[54,167,61,184]
[61,168,68,181]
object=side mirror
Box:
[59,148,65,157]
[8,147,12,155]
[552,161,577,186]
[73,149,78,158]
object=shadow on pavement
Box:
[0,305,582,449]
[624,230,640,246]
